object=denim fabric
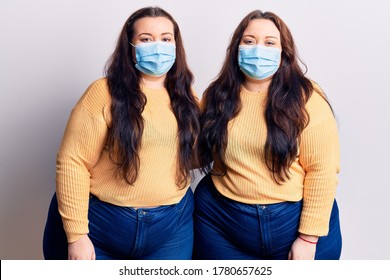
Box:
[43,188,194,260]
[193,174,342,260]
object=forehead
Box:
[133,16,174,34]
[243,19,280,37]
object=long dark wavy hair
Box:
[105,7,200,187]
[198,10,328,184]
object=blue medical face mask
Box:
[132,41,176,77]
[238,44,282,80]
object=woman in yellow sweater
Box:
[193,10,341,260]
[43,7,200,260]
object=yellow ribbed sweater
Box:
[56,78,190,242]
[211,85,340,236]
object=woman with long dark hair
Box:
[43,6,200,260]
[193,10,341,260]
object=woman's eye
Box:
[140,37,152,42]
[162,37,172,42]
[243,39,255,45]
[265,41,275,46]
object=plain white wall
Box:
[1,0,389,260]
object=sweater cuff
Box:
[66,231,89,244]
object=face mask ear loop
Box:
[129,42,137,64]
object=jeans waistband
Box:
[90,187,193,214]
[204,173,301,213]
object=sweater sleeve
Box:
[56,79,110,243]
[298,91,340,236]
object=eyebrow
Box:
[242,34,279,39]
[242,34,256,38]
[265,36,279,39]
[137,32,174,37]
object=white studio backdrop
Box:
[1,0,389,259]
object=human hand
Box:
[68,234,96,260]
[288,235,318,260]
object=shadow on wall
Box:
[0,85,78,260]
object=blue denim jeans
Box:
[193,174,342,260]
[43,188,194,260]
